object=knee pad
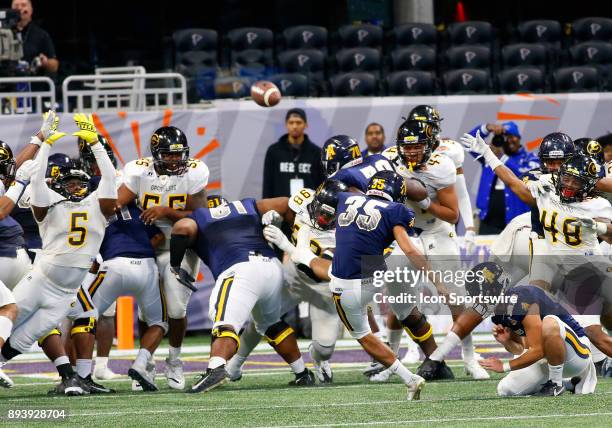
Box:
[309,340,335,361]
[71,317,97,337]
[1,337,21,360]
[37,328,61,347]
[400,312,433,344]
[212,325,240,350]
[264,321,294,346]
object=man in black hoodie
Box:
[263,108,324,198]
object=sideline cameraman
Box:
[12,0,58,74]
[466,121,540,234]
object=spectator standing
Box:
[12,0,58,74]
[263,108,324,197]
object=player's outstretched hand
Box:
[263,225,294,254]
[72,113,99,144]
[569,217,608,235]
[39,110,59,141]
[460,131,487,158]
[525,175,552,197]
[170,266,196,291]
[478,357,503,373]
[15,159,39,183]
[261,209,282,227]
[45,131,66,146]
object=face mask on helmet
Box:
[308,200,336,230]
[52,171,91,201]
[554,156,599,203]
[150,127,190,176]
[396,120,434,169]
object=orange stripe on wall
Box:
[206,180,221,190]
[497,112,558,121]
[131,121,142,158]
[526,138,544,151]
[162,109,173,127]
[92,113,125,165]
[194,139,220,159]
[516,93,560,105]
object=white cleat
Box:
[369,368,392,383]
[401,346,421,365]
[406,374,425,401]
[313,360,333,384]
[165,358,185,390]
[128,362,158,392]
[93,366,120,380]
[225,360,243,382]
[0,367,14,388]
[464,359,490,380]
[132,361,156,391]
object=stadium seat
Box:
[173,28,218,68]
[277,49,326,81]
[268,73,309,97]
[552,66,601,92]
[226,27,274,68]
[498,68,545,94]
[281,25,328,53]
[214,76,252,99]
[447,21,493,46]
[443,69,490,94]
[386,71,435,95]
[391,46,436,71]
[330,72,378,96]
[570,41,612,66]
[572,17,612,43]
[446,45,491,70]
[391,23,437,47]
[502,43,549,71]
[336,48,381,76]
[517,20,562,46]
[337,24,383,49]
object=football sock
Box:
[76,359,92,378]
[430,331,461,362]
[389,359,414,384]
[548,363,564,387]
[289,358,306,374]
[95,356,108,370]
[461,333,475,362]
[169,346,181,361]
[208,356,226,370]
[387,329,403,355]
[135,349,151,368]
[54,356,75,379]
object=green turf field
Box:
[1,366,610,427]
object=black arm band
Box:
[170,234,191,268]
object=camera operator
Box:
[466,121,540,234]
[12,0,58,75]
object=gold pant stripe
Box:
[88,272,106,297]
[405,324,433,343]
[158,281,168,322]
[77,287,93,312]
[266,327,294,346]
[37,328,61,346]
[214,276,234,323]
[528,238,534,275]
[565,330,590,358]
[333,293,354,332]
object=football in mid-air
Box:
[250,81,281,107]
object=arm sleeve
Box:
[262,147,274,198]
[455,173,474,229]
[91,142,117,199]
[30,143,50,207]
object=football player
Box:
[0,114,117,396]
[117,126,209,390]
[170,195,315,393]
[227,180,347,384]
[330,170,430,400]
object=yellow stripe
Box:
[215,276,234,323]
[565,331,590,357]
[266,327,294,346]
[158,281,167,322]
[78,288,93,312]
[528,238,533,275]
[405,324,433,343]
[88,272,106,297]
[333,293,353,332]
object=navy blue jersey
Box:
[10,206,40,250]
[492,285,585,338]
[190,198,276,279]
[99,202,161,261]
[0,215,25,257]
[332,192,415,279]
[332,154,394,192]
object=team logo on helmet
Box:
[588,160,599,176]
[151,133,160,147]
[325,144,336,160]
[0,147,9,161]
[586,140,602,156]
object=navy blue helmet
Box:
[47,153,79,182]
[308,179,349,230]
[321,135,362,177]
[464,262,512,316]
[538,132,575,172]
[366,170,408,203]
[573,138,604,164]
[555,154,600,203]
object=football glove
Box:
[170,266,196,291]
[290,224,316,267]
[72,113,99,144]
[263,225,294,254]
[525,176,553,197]
[45,131,66,146]
[570,217,608,236]
[460,131,488,158]
[39,110,59,141]
[261,210,283,227]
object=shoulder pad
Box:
[288,188,315,215]
[381,146,399,161]
[123,158,152,176]
[186,158,210,191]
[424,153,456,187]
[436,139,464,168]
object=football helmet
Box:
[395,119,436,168]
[49,168,92,202]
[0,141,16,187]
[321,135,362,177]
[366,170,407,203]
[555,154,600,203]
[308,179,348,230]
[573,137,604,164]
[46,153,79,182]
[464,262,511,317]
[538,132,575,173]
[150,126,190,176]
[407,105,442,139]
[79,135,117,176]
[207,195,229,208]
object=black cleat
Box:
[363,361,386,377]
[48,374,86,396]
[417,358,455,381]
[128,367,159,392]
[288,369,315,386]
[565,376,582,394]
[534,380,565,396]
[187,366,229,393]
[78,375,116,394]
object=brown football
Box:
[250,81,281,107]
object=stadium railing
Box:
[62,72,187,112]
[0,76,55,114]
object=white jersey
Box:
[382,147,457,233]
[287,188,335,285]
[435,138,464,169]
[534,191,612,252]
[122,157,209,244]
[37,189,107,268]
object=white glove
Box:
[38,110,58,141]
[261,210,282,227]
[464,229,476,254]
[525,176,553,197]
[263,225,295,254]
[416,197,431,210]
[460,131,488,158]
[290,224,316,267]
[570,217,608,236]
[15,159,39,183]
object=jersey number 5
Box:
[68,212,88,247]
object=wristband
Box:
[502,361,511,372]
[596,222,608,235]
[29,135,42,147]
[483,147,503,170]
[417,197,431,210]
